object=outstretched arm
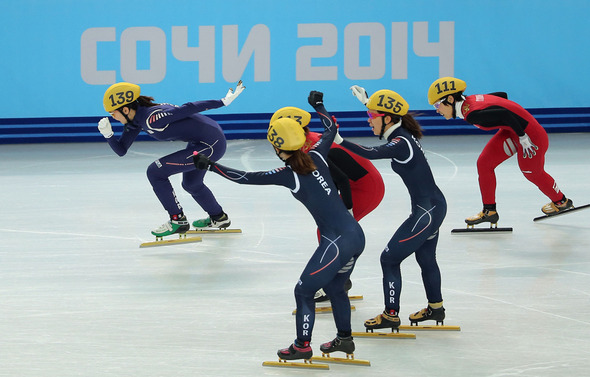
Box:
[307,91,338,156]
[192,152,296,189]
[147,81,246,129]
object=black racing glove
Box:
[193,152,215,170]
[308,90,324,108]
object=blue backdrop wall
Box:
[1,0,589,143]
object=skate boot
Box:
[314,279,353,303]
[314,288,329,303]
[409,303,445,326]
[192,212,231,229]
[364,310,400,332]
[541,198,573,216]
[319,336,355,355]
[465,209,499,226]
[277,340,312,361]
[151,215,190,237]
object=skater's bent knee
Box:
[146,161,169,181]
[294,283,315,299]
[181,179,205,194]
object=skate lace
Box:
[153,221,173,233]
[322,338,339,348]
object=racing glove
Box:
[519,134,538,158]
[98,117,114,138]
[350,85,369,105]
[221,80,245,106]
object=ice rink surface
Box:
[1,133,589,376]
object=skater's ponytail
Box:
[135,96,160,108]
[401,113,423,139]
[381,112,424,139]
[286,150,316,175]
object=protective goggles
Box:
[367,111,385,120]
[433,99,446,110]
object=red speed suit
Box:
[461,94,564,205]
[303,131,385,222]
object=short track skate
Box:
[351,330,416,339]
[453,210,512,233]
[262,359,329,370]
[533,203,590,222]
[311,354,371,366]
[310,337,371,366]
[399,324,461,331]
[139,233,202,248]
[451,223,513,234]
[293,304,356,315]
[186,228,242,234]
[292,295,362,315]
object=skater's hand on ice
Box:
[350,85,369,105]
[98,117,114,138]
[221,80,245,106]
[519,134,538,158]
[308,91,324,108]
[193,152,215,170]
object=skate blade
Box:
[315,295,363,304]
[139,236,202,248]
[351,331,416,339]
[292,305,355,315]
[311,354,371,366]
[400,325,461,331]
[533,203,590,222]
[451,227,512,233]
[186,228,242,234]
[262,360,329,369]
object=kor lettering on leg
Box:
[389,281,396,304]
[302,314,310,336]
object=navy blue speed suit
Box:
[207,105,365,343]
[105,99,227,217]
[339,126,446,315]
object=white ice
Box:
[1,133,589,376]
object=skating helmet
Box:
[366,89,409,116]
[103,82,141,112]
[270,107,311,128]
[428,77,467,105]
[267,118,306,151]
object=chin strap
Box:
[122,111,133,125]
[274,148,292,162]
[378,117,386,140]
[117,104,136,125]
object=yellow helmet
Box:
[270,106,311,128]
[427,77,467,104]
[267,118,306,151]
[103,82,141,112]
[366,89,409,116]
